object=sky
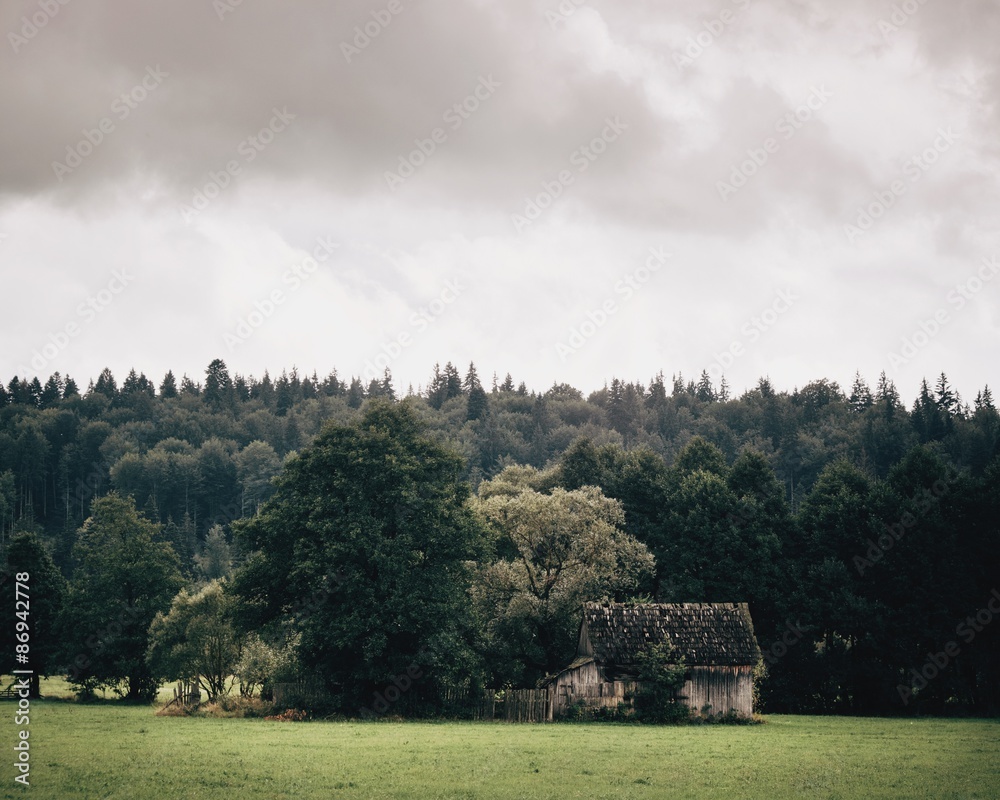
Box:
[1,0,998,404]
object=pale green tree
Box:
[147,580,241,701]
[472,479,654,684]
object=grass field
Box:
[1,682,998,799]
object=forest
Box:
[1,359,998,716]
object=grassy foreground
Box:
[1,697,997,799]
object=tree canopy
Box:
[472,472,654,684]
[231,401,486,711]
[0,360,997,715]
[59,493,184,701]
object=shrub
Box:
[264,708,309,722]
[563,700,633,722]
[633,640,690,724]
[202,696,275,718]
[691,706,764,725]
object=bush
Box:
[633,640,690,724]
[155,695,276,718]
[690,706,764,725]
[202,696,275,718]
[264,708,309,722]
[563,700,633,722]
[71,676,106,703]
[634,689,692,724]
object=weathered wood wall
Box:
[551,663,755,719]
[549,661,638,720]
[679,665,754,717]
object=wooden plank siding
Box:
[680,665,754,717]
[549,659,636,719]
[548,662,753,719]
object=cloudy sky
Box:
[1,0,997,403]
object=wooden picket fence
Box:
[495,689,551,723]
[380,686,551,722]
[270,682,553,723]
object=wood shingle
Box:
[581,601,761,668]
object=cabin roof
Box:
[580,602,760,668]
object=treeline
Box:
[0,360,998,715]
[0,359,996,566]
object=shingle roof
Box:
[581,602,760,668]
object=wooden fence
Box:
[271,682,553,723]
[272,680,329,708]
[392,687,551,723]
[496,689,550,723]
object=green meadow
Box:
[1,682,997,800]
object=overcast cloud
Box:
[1,0,997,402]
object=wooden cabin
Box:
[546,602,761,720]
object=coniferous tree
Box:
[849,372,873,414]
[159,370,178,398]
[935,372,957,416]
[93,368,118,401]
[40,373,63,408]
[204,359,235,411]
[695,370,716,402]
[233,374,250,402]
[179,374,200,396]
[607,378,629,436]
[322,370,344,397]
[426,363,445,409]
[912,378,946,442]
[7,378,22,404]
[346,377,365,409]
[875,371,903,419]
[193,524,233,583]
[465,363,488,421]
[718,376,731,403]
[443,362,462,400]
[380,368,396,402]
[27,377,43,407]
[647,372,667,408]
[302,372,318,400]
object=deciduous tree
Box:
[60,494,183,702]
[231,401,485,711]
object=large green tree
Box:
[1,531,66,697]
[472,469,654,685]
[231,401,485,712]
[60,494,183,702]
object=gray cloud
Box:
[0,0,997,400]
